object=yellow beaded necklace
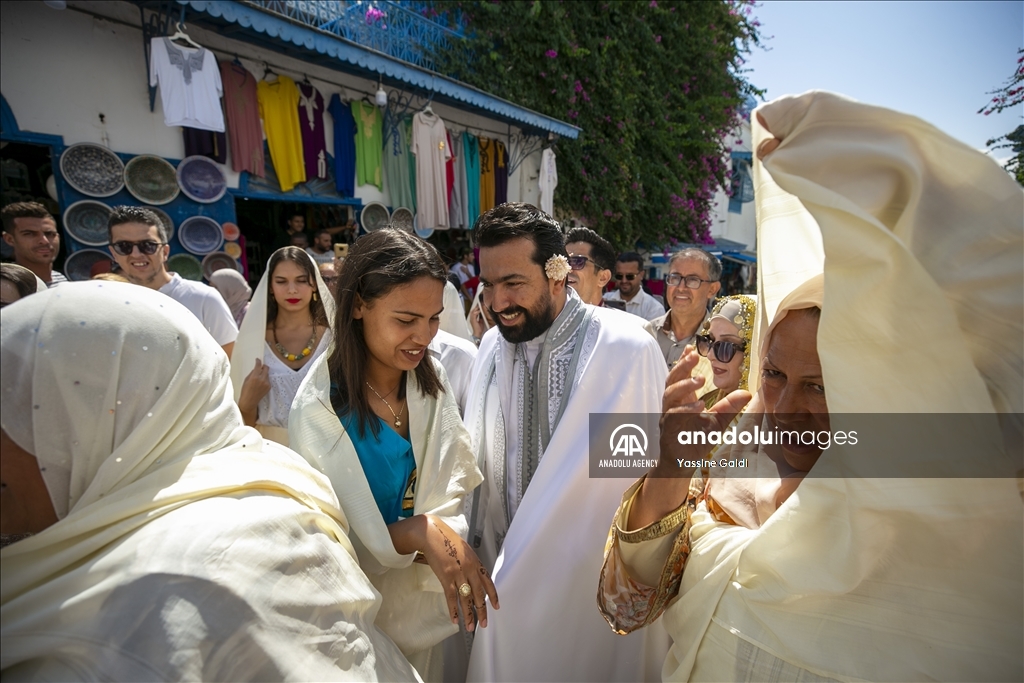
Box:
[273,322,317,362]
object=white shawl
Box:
[288,353,483,659]
[466,303,672,683]
[230,248,335,445]
[0,282,419,682]
[661,92,1023,682]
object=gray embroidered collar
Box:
[163,38,206,86]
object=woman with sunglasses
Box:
[694,295,757,409]
[230,246,332,447]
[287,229,497,681]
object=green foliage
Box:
[978,48,1023,186]
[426,0,762,249]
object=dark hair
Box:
[616,251,645,271]
[473,202,566,271]
[107,206,167,243]
[327,229,448,438]
[0,262,39,299]
[265,247,329,328]
[565,227,615,271]
[458,246,472,259]
[669,248,722,281]
[1,202,53,233]
[314,228,331,240]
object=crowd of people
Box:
[2,92,1022,682]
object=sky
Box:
[744,1,1023,157]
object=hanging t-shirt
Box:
[327,93,356,197]
[182,127,226,163]
[449,133,465,229]
[257,76,306,192]
[463,132,481,226]
[405,119,417,212]
[352,101,383,190]
[478,137,496,214]
[494,140,508,206]
[150,38,224,132]
[297,83,328,180]
[383,116,415,210]
[219,61,264,176]
[539,147,558,216]
[445,131,456,210]
[411,111,451,229]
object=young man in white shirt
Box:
[1,202,68,287]
[602,251,665,320]
[107,206,237,358]
[305,229,334,266]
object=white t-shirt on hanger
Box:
[150,37,225,132]
[538,148,557,216]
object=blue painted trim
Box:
[730,151,753,160]
[1,93,19,135]
[176,1,580,139]
[229,188,363,207]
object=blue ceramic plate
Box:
[413,215,433,239]
[201,251,241,280]
[60,143,125,197]
[63,200,113,246]
[149,207,175,243]
[64,248,113,281]
[176,155,227,203]
[178,215,223,255]
[124,154,179,205]
[167,253,203,281]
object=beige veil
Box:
[0,282,418,681]
[660,92,1023,681]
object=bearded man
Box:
[464,203,670,682]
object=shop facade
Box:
[1,0,578,282]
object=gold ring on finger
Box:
[459,582,472,597]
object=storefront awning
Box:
[161,0,581,139]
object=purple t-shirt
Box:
[297,83,328,180]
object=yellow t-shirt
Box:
[257,76,306,192]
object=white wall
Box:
[1,0,544,209]
[708,118,756,250]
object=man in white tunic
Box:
[465,203,670,682]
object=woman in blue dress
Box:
[288,228,497,681]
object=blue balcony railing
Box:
[244,1,468,71]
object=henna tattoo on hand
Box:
[432,520,461,567]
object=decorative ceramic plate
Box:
[391,206,413,233]
[221,221,240,241]
[176,156,227,203]
[167,253,203,281]
[223,241,242,259]
[202,251,240,280]
[360,202,390,232]
[149,207,175,243]
[413,215,433,239]
[178,215,223,255]
[63,200,113,246]
[64,248,112,281]
[60,143,125,197]
[124,155,179,205]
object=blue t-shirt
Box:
[328,93,357,197]
[339,410,416,525]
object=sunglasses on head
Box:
[567,255,598,271]
[614,273,638,281]
[110,240,164,256]
[695,334,746,363]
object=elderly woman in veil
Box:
[598,92,1023,681]
[1,282,419,682]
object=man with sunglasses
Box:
[107,206,237,358]
[564,227,615,307]
[650,248,720,380]
[602,252,666,321]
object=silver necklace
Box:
[366,381,406,428]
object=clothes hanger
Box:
[302,74,312,85]
[167,22,202,49]
[263,63,278,82]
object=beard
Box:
[490,291,556,344]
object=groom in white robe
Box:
[464,203,670,682]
